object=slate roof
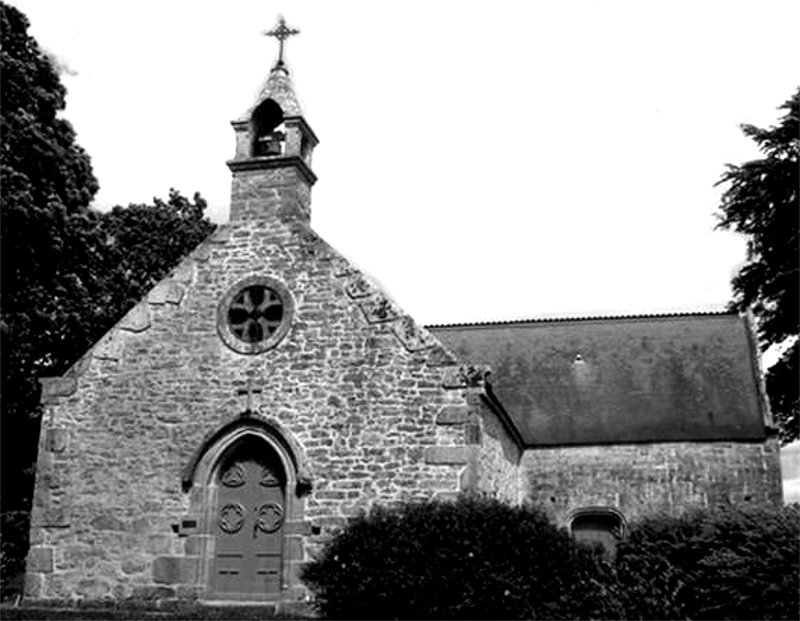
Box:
[428,312,769,446]
[234,65,305,123]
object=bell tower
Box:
[227,16,318,223]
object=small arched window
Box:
[569,508,625,559]
[251,99,284,157]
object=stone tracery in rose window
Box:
[227,285,284,344]
[217,276,294,355]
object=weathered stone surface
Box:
[330,256,351,277]
[393,316,436,352]
[94,333,125,361]
[284,536,304,561]
[145,535,173,555]
[91,514,126,531]
[45,428,68,453]
[284,521,314,536]
[358,295,399,324]
[44,574,72,600]
[173,584,202,601]
[121,556,147,575]
[464,424,481,445]
[131,516,151,534]
[424,446,474,465]
[36,500,70,527]
[521,440,784,525]
[119,303,151,332]
[24,573,43,598]
[170,261,195,283]
[183,535,208,556]
[28,527,44,546]
[344,273,372,299]
[208,226,231,243]
[147,280,184,305]
[27,546,54,573]
[39,378,77,403]
[131,585,176,601]
[191,244,212,262]
[76,578,111,599]
[427,345,459,367]
[436,407,469,425]
[476,402,522,503]
[152,556,199,585]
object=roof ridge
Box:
[425,309,736,329]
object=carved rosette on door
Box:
[219,503,246,534]
[255,502,284,535]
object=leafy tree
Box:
[0,0,99,414]
[302,494,622,620]
[615,505,800,620]
[92,190,215,327]
[0,2,215,598]
[0,1,99,596]
[715,88,799,443]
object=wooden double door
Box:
[212,440,286,597]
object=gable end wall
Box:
[24,218,521,605]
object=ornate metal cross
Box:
[263,15,300,69]
[237,375,263,414]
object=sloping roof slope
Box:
[429,313,768,446]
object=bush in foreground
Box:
[615,504,800,620]
[301,494,619,620]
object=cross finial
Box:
[263,15,300,71]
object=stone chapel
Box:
[24,18,783,606]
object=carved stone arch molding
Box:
[177,417,314,602]
[182,416,312,495]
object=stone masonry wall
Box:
[25,213,520,605]
[428,393,522,506]
[474,398,521,504]
[521,438,783,527]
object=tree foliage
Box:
[1,0,99,419]
[716,88,799,443]
[304,499,799,621]
[614,505,800,620]
[302,495,621,620]
[0,2,215,598]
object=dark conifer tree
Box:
[716,88,799,444]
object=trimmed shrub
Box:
[615,504,800,620]
[301,494,621,620]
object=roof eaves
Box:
[425,309,735,330]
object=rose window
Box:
[227,286,284,344]
[217,276,293,355]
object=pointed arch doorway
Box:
[182,418,312,603]
[212,437,286,597]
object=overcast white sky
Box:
[8,0,800,327]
